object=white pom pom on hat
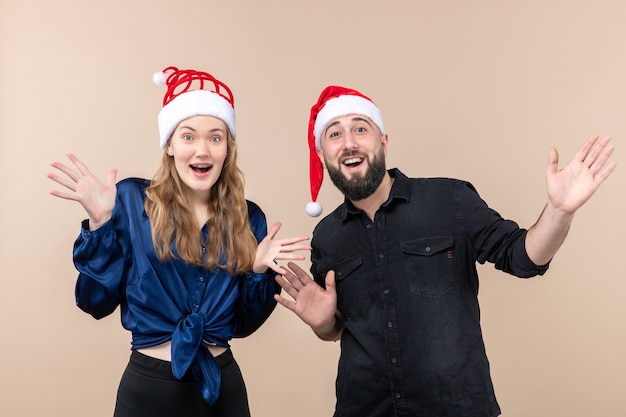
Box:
[306,201,323,217]
[306,85,385,217]
[154,66,236,150]
[152,71,168,85]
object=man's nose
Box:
[343,132,358,150]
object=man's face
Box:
[318,115,388,201]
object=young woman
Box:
[48,66,310,417]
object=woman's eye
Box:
[210,136,222,143]
[355,127,366,133]
[182,134,193,141]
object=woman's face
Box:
[166,115,229,201]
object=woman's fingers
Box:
[50,161,81,184]
[67,154,96,178]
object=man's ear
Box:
[316,148,326,168]
[381,134,389,156]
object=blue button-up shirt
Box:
[72,178,279,405]
[310,169,548,417]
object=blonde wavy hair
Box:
[144,132,257,275]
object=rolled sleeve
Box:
[73,219,126,319]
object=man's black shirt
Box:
[310,169,548,417]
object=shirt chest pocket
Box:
[325,254,367,321]
[401,235,455,298]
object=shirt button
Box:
[387,321,393,328]
[199,276,205,282]
[391,357,397,364]
[425,246,431,253]
[366,224,372,229]
[378,253,384,259]
[383,289,390,295]
[394,393,401,399]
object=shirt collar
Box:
[339,168,411,221]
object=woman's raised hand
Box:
[253,222,311,274]
[48,154,117,230]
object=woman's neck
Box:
[188,197,210,229]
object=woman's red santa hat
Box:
[306,85,386,217]
[153,66,236,150]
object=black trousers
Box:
[113,349,251,417]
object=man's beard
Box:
[325,148,387,201]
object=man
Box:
[275,85,616,417]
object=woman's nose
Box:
[195,139,211,156]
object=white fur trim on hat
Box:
[312,94,385,149]
[157,89,236,149]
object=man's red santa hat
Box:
[306,85,386,217]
